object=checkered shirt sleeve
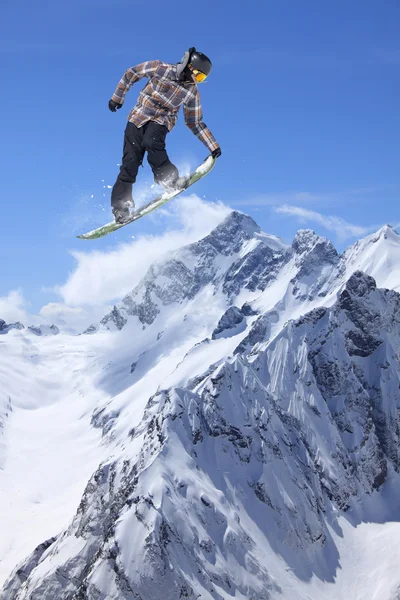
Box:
[111,60,160,105]
[184,88,219,153]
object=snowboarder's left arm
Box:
[184,88,220,154]
[111,60,161,106]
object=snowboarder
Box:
[108,47,222,224]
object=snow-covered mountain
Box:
[2,212,400,600]
[0,319,59,336]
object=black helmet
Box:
[177,47,212,83]
[188,50,212,77]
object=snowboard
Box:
[77,155,216,240]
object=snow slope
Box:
[2,212,400,599]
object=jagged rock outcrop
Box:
[211,306,244,339]
[0,319,24,334]
[290,229,339,301]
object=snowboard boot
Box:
[160,174,189,192]
[112,199,134,224]
[175,175,189,190]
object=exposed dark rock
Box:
[234,314,271,355]
[101,306,128,330]
[211,306,244,340]
[0,319,25,334]
[28,324,59,336]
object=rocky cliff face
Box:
[2,214,400,600]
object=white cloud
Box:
[234,192,329,207]
[56,195,231,307]
[234,186,387,208]
[0,292,97,333]
[38,302,110,333]
[275,204,371,241]
[0,290,29,324]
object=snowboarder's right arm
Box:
[111,60,161,106]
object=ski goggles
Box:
[188,65,208,83]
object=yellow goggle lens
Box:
[192,69,207,83]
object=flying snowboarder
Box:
[108,47,222,224]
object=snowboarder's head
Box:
[177,47,212,83]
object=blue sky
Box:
[1,0,399,324]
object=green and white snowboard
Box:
[77,155,216,240]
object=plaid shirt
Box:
[111,60,219,153]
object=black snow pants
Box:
[111,121,179,208]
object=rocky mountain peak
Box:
[292,229,338,263]
[215,210,261,239]
[344,270,377,297]
[191,210,261,257]
[344,224,400,262]
[288,230,339,302]
[375,224,399,241]
[339,270,378,316]
[292,228,328,253]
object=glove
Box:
[211,147,222,159]
[108,99,123,112]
